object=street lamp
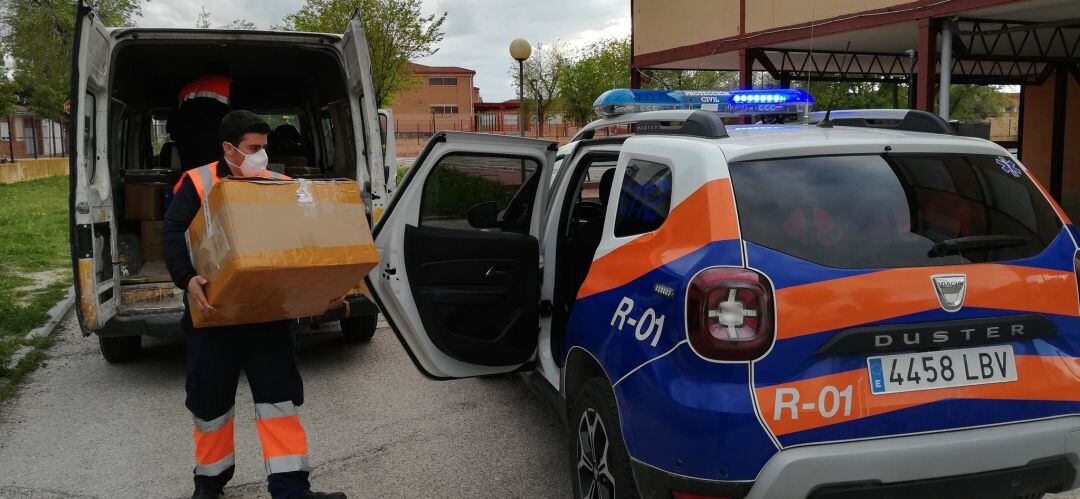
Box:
[509,38,532,137]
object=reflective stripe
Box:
[194,453,235,477]
[178,75,232,104]
[265,454,310,475]
[181,90,229,105]
[193,418,235,467]
[175,164,219,200]
[257,416,308,460]
[255,401,298,420]
[193,406,234,434]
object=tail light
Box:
[686,268,774,361]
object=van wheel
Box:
[340,314,377,342]
[568,378,639,499]
[98,336,141,363]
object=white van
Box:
[69,5,395,362]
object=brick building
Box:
[391,63,477,134]
[0,105,66,162]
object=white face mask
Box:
[227,143,269,176]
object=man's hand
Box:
[187,275,215,313]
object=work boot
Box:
[300,491,347,499]
[190,485,223,499]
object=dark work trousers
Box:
[182,296,311,498]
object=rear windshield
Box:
[729,153,1063,269]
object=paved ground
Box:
[0,313,569,498]
[1,312,1078,499]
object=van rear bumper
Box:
[99,295,379,338]
[745,416,1080,498]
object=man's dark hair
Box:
[219,110,271,145]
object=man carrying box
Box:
[163,111,346,499]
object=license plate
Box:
[867,345,1018,395]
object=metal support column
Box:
[631,67,642,89]
[939,21,953,120]
[916,18,937,112]
[739,49,754,90]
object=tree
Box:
[558,38,630,125]
[0,0,141,120]
[222,19,257,30]
[510,42,568,135]
[557,36,738,124]
[948,84,1010,121]
[281,0,446,107]
[195,6,212,28]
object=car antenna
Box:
[818,41,853,129]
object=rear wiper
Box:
[927,235,1031,258]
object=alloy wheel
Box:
[576,407,615,499]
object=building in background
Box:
[391,63,477,135]
[475,100,520,133]
[0,105,66,162]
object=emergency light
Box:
[593,88,814,118]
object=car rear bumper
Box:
[745,416,1080,499]
[630,416,1080,498]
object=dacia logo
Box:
[931,274,967,312]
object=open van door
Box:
[366,132,556,378]
[69,3,118,331]
[338,17,387,218]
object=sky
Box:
[137,0,631,102]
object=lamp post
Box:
[509,38,532,137]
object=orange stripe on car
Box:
[755,354,1080,437]
[577,179,740,299]
[775,264,1079,340]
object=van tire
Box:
[98,336,141,363]
[568,377,639,499]
[340,314,377,342]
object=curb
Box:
[3,286,75,372]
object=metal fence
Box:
[0,117,68,162]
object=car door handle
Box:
[485,266,508,279]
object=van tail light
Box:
[686,268,774,361]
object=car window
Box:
[729,153,1063,269]
[420,154,540,232]
[614,159,672,237]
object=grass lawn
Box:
[0,175,72,401]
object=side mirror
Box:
[467,201,499,229]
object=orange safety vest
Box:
[173,162,290,201]
[178,75,233,105]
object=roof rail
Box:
[807,109,955,135]
[573,110,728,142]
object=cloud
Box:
[136,0,630,101]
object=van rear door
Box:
[70,4,118,331]
[339,17,387,217]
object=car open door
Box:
[338,17,387,218]
[367,132,556,378]
[70,3,118,331]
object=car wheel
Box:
[98,336,141,363]
[568,377,639,499]
[340,314,377,342]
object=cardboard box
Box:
[125,183,165,220]
[187,178,379,328]
[140,221,164,261]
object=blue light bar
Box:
[593,88,814,118]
